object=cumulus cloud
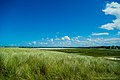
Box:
[50,38,54,42]
[100,2,120,30]
[33,41,36,45]
[61,36,71,40]
[49,38,54,44]
[71,36,81,43]
[91,32,109,36]
[26,35,120,47]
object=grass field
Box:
[50,48,120,57]
[0,48,120,80]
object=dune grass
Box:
[0,48,120,80]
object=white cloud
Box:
[87,38,92,41]
[75,40,80,43]
[71,36,80,40]
[61,36,70,40]
[71,36,81,43]
[55,38,60,40]
[63,41,72,46]
[33,41,36,45]
[100,23,115,30]
[104,38,120,41]
[39,42,48,45]
[100,2,120,30]
[92,32,109,36]
[49,38,54,44]
[26,35,120,47]
[28,42,32,45]
[50,38,54,42]
[74,36,81,40]
[117,31,120,35]
[86,37,120,46]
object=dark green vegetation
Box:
[0,48,120,80]
[50,48,120,57]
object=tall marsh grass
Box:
[0,48,120,80]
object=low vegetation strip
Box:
[50,48,120,57]
[0,48,120,80]
[104,57,120,61]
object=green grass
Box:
[0,48,120,80]
[50,48,120,57]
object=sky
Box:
[0,0,120,47]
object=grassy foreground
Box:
[0,48,120,80]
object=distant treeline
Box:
[0,46,120,49]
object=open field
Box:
[50,48,120,61]
[50,48,120,57]
[0,48,120,80]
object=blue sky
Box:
[0,0,120,47]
